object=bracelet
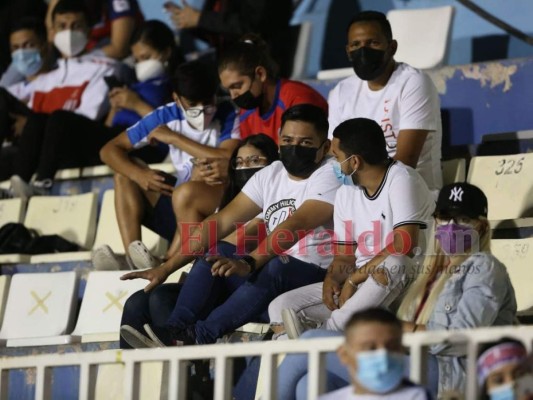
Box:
[240,255,257,273]
[347,276,358,288]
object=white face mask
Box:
[135,59,165,82]
[53,29,88,57]
[181,105,216,131]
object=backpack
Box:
[0,223,38,254]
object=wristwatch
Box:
[240,255,257,273]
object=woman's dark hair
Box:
[131,20,184,74]
[219,133,279,208]
[218,33,279,80]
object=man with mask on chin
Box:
[328,11,442,194]
[119,104,341,348]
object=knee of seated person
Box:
[113,171,130,185]
[123,289,149,314]
[172,181,195,207]
[371,254,415,287]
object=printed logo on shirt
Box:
[264,199,296,233]
[113,0,130,12]
[381,99,398,150]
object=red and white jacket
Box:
[15,54,117,121]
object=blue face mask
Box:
[332,155,355,186]
[489,383,516,400]
[12,48,43,77]
[355,349,405,394]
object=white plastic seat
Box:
[467,153,533,221]
[70,271,148,342]
[0,271,78,346]
[0,198,26,226]
[442,158,466,185]
[0,276,11,330]
[25,192,98,263]
[387,6,454,70]
[491,237,533,315]
[81,162,175,178]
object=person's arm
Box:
[338,224,420,307]
[121,191,262,290]
[394,129,429,169]
[323,247,356,311]
[101,16,135,60]
[108,87,155,117]
[99,131,174,195]
[46,0,60,42]
[147,124,239,159]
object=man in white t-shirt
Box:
[328,11,442,192]
[270,117,434,336]
[120,104,341,346]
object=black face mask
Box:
[350,47,388,81]
[279,145,322,177]
[232,90,263,110]
[235,167,263,189]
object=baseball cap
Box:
[435,183,488,218]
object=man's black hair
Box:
[280,104,329,141]
[346,11,393,41]
[171,60,219,103]
[9,17,47,43]
[345,307,402,334]
[332,118,389,165]
[52,0,90,23]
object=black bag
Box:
[0,223,38,254]
[24,234,81,254]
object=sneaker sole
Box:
[143,324,167,347]
[120,325,158,348]
[281,309,302,340]
[91,245,122,271]
[128,241,159,270]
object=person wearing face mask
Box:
[328,11,442,194]
[478,339,533,400]
[118,104,340,348]
[8,18,178,199]
[118,133,278,349]
[96,59,240,271]
[269,118,434,341]
[395,182,517,394]
[218,34,328,145]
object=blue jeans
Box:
[166,241,327,344]
[120,283,182,348]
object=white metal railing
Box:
[1,325,533,400]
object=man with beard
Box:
[328,11,442,194]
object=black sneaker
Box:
[172,325,197,346]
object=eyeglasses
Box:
[183,105,216,118]
[233,155,268,169]
[434,214,475,227]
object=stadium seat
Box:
[491,237,533,315]
[0,198,25,227]
[70,271,147,342]
[81,162,175,179]
[0,193,98,264]
[477,129,533,156]
[387,6,455,69]
[467,153,533,222]
[0,275,11,330]
[0,271,79,346]
[442,158,466,185]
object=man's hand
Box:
[147,125,177,146]
[194,158,229,185]
[120,264,170,292]
[168,0,201,29]
[109,87,141,111]
[207,255,252,277]
[322,274,342,311]
[338,279,357,308]
[133,168,174,196]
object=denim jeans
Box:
[120,283,182,348]
[166,241,327,344]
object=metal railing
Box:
[1,325,533,399]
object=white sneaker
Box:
[143,324,167,347]
[120,325,159,348]
[91,245,122,271]
[281,309,321,339]
[10,175,51,200]
[128,240,160,270]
